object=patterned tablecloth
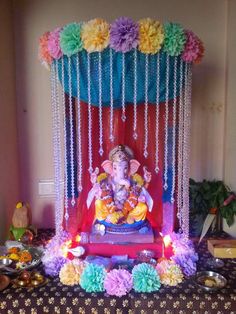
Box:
[0,230,236,314]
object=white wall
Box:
[12,0,228,229]
[223,0,236,237]
[0,0,20,242]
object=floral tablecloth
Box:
[0,230,236,314]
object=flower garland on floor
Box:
[42,231,198,297]
[39,17,204,68]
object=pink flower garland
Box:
[48,27,63,59]
[181,30,204,63]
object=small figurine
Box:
[9,202,36,244]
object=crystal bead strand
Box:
[98,52,104,156]
[61,58,69,222]
[121,53,126,122]
[55,60,63,233]
[155,53,160,173]
[133,49,138,140]
[171,57,178,203]
[68,57,76,206]
[177,59,184,229]
[76,54,83,192]
[143,53,149,158]
[109,48,114,142]
[182,63,192,237]
[50,62,59,233]
[87,52,93,174]
[164,54,170,190]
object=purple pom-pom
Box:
[104,269,133,297]
[110,17,139,53]
[44,256,68,277]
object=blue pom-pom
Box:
[132,263,161,293]
[80,263,106,292]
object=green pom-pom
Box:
[60,23,83,56]
[132,263,161,293]
[80,263,106,292]
[163,22,186,56]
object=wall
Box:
[0,0,19,242]
[223,0,236,237]
[13,0,227,229]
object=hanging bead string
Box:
[133,49,138,140]
[76,54,83,192]
[109,48,114,142]
[68,56,76,206]
[171,56,178,203]
[87,52,93,174]
[51,62,59,233]
[143,53,149,158]
[121,53,126,122]
[182,63,192,237]
[164,54,170,190]
[98,52,104,156]
[177,59,184,229]
[54,60,63,233]
[155,53,160,173]
[61,57,69,222]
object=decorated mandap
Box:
[37,17,204,295]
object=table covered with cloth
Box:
[0,229,236,314]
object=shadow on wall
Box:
[0,198,8,244]
[41,203,54,229]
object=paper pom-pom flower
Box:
[43,256,67,277]
[81,19,110,53]
[156,260,183,286]
[110,17,139,53]
[48,27,63,59]
[104,269,133,297]
[163,23,186,56]
[194,39,204,64]
[171,254,197,277]
[181,30,203,63]
[132,263,161,293]
[80,263,106,292]
[60,23,83,57]
[138,18,164,54]
[39,32,52,65]
[59,259,85,286]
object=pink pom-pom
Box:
[182,30,204,63]
[48,28,63,59]
[104,269,133,297]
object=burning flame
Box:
[60,240,72,258]
[163,235,172,247]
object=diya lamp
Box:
[160,233,172,258]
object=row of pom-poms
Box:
[45,258,183,296]
[39,17,204,66]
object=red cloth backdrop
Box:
[65,100,175,235]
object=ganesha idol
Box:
[87,145,153,235]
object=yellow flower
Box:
[59,259,85,286]
[97,172,107,183]
[81,19,110,52]
[138,18,164,54]
[132,174,144,186]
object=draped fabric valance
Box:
[57,49,183,107]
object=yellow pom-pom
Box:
[59,259,85,286]
[81,18,110,53]
[138,18,164,54]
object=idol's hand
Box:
[90,167,99,184]
[143,166,152,183]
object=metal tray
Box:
[194,271,227,292]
